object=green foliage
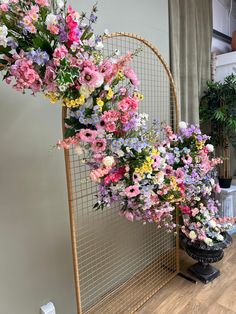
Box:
[200,74,236,149]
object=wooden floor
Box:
[137,235,236,314]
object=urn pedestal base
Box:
[189,262,220,284]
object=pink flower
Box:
[93,153,105,163]
[120,112,130,124]
[99,60,113,79]
[118,97,138,112]
[28,6,39,21]
[44,65,56,92]
[124,67,139,86]
[92,139,106,152]
[104,166,126,185]
[57,136,79,150]
[164,165,174,176]
[79,67,104,88]
[192,208,199,217]
[119,87,127,95]
[152,155,162,170]
[133,173,142,182]
[25,68,37,84]
[68,29,80,43]
[23,16,32,27]
[214,183,221,194]
[81,60,96,71]
[122,211,134,222]
[105,122,116,132]
[53,45,68,60]
[9,54,41,93]
[180,205,191,215]
[48,24,59,35]
[182,154,192,165]
[35,0,49,6]
[102,110,120,123]
[124,185,140,198]
[0,4,8,11]
[79,129,97,143]
[90,167,111,183]
[175,168,185,183]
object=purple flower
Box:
[26,49,49,66]
[7,38,18,49]
[90,13,97,23]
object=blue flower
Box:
[26,49,49,66]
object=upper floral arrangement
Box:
[0,0,139,106]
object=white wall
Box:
[0,1,169,313]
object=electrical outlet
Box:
[40,302,56,314]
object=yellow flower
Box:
[62,97,84,108]
[96,98,104,111]
[75,95,85,106]
[196,140,204,150]
[170,176,180,191]
[152,148,159,156]
[117,70,125,80]
[45,92,59,104]
[106,88,114,100]
[135,159,153,175]
[96,98,104,106]
[146,156,154,165]
[134,92,144,101]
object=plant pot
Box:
[180,232,232,284]
[218,177,232,189]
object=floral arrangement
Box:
[0,0,231,245]
[164,122,232,245]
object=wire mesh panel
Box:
[63,33,180,314]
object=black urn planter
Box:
[218,177,232,189]
[180,232,232,284]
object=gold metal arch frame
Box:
[63,33,180,314]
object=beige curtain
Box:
[169,0,213,124]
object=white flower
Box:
[204,237,213,246]
[208,220,217,228]
[179,121,187,129]
[74,145,83,155]
[104,29,109,35]
[117,150,124,157]
[102,156,115,167]
[0,25,8,48]
[210,178,215,186]
[104,84,110,91]
[80,85,94,98]
[46,14,58,26]
[114,49,120,56]
[57,0,64,9]
[206,144,214,152]
[217,234,224,242]
[159,146,166,154]
[84,97,93,109]
[96,41,104,50]
[189,231,197,240]
[94,73,104,88]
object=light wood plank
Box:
[137,235,236,314]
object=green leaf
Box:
[32,37,53,55]
[0,59,8,65]
[64,128,76,139]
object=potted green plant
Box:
[200,74,236,188]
